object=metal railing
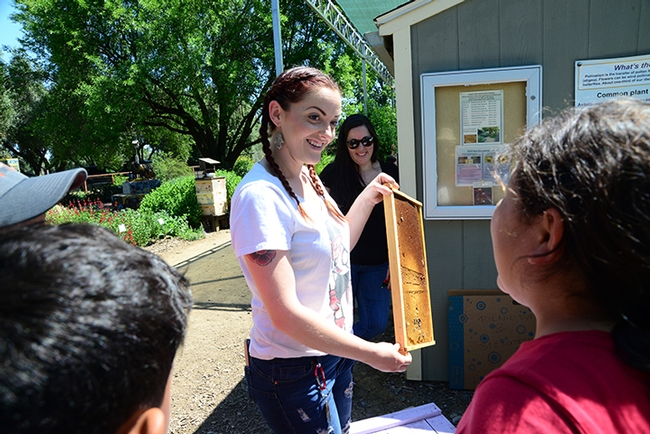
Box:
[303,0,394,84]
[82,171,131,191]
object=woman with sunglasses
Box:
[320,114,399,341]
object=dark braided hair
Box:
[260,66,344,221]
[506,98,650,375]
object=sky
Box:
[0,0,23,58]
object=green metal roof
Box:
[335,0,408,35]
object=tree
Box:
[14,0,359,170]
[0,58,15,143]
[0,50,53,175]
[322,51,397,161]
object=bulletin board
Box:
[421,66,542,219]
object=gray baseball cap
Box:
[0,164,88,228]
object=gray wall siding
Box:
[589,0,643,57]
[420,220,497,381]
[422,221,463,381]
[458,0,501,69]
[410,0,649,381]
[542,1,590,111]
[499,0,543,66]
[640,1,650,51]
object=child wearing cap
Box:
[0,163,87,228]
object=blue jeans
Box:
[351,262,391,341]
[246,354,355,434]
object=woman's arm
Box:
[346,172,397,250]
[244,249,411,372]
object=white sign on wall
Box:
[575,54,650,107]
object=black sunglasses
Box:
[346,136,374,149]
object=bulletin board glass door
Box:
[421,66,542,220]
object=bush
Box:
[315,153,335,174]
[232,155,255,177]
[47,200,203,246]
[139,176,203,229]
[64,189,96,203]
[112,174,129,187]
[152,152,195,182]
[47,167,247,246]
[63,183,119,204]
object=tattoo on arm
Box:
[247,250,277,266]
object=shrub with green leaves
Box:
[315,153,335,175]
[152,152,195,182]
[63,183,119,204]
[232,155,255,177]
[112,174,129,187]
[64,189,96,203]
[139,176,203,229]
[47,200,203,246]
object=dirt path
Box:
[144,230,472,434]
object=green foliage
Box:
[367,100,398,162]
[0,61,15,141]
[62,182,119,204]
[232,155,254,177]
[323,51,365,116]
[112,174,129,187]
[315,153,335,175]
[136,126,194,163]
[13,0,354,170]
[6,0,399,174]
[152,152,194,182]
[328,52,398,162]
[214,169,242,204]
[139,176,203,229]
[47,200,203,246]
[0,50,51,174]
[63,189,96,203]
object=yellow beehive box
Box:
[200,202,228,216]
[195,177,227,215]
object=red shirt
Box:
[457,330,650,433]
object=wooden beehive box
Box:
[383,187,435,352]
[195,177,228,216]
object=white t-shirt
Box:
[230,162,353,359]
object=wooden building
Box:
[329,0,650,382]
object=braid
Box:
[308,165,345,221]
[259,66,341,221]
[261,134,307,218]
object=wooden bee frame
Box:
[383,188,435,352]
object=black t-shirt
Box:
[320,161,399,266]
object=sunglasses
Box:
[346,136,374,149]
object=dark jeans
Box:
[351,262,391,341]
[245,354,355,434]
